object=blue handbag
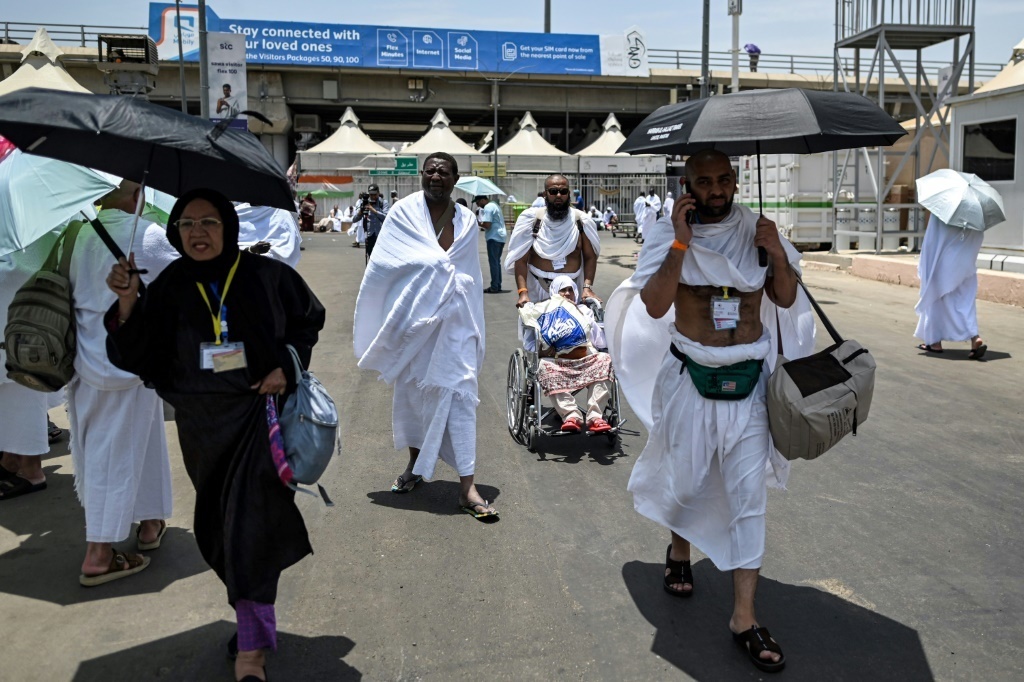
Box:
[279,345,339,489]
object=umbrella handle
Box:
[755,143,768,268]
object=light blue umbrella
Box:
[142,187,178,225]
[454,176,506,197]
[0,149,118,256]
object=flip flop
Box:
[916,343,944,353]
[391,473,422,494]
[137,520,168,551]
[460,499,499,521]
[732,625,786,673]
[0,476,47,501]
[79,550,150,587]
[968,344,987,360]
[0,466,19,481]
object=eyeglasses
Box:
[546,188,571,196]
[174,218,223,231]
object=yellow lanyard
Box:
[195,255,240,345]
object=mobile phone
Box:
[683,180,695,225]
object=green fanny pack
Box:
[669,345,763,401]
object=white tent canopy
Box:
[403,109,479,155]
[305,107,392,154]
[497,111,568,156]
[0,28,92,97]
[577,113,629,156]
[973,37,1024,96]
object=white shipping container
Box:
[736,152,860,249]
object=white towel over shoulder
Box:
[354,191,485,478]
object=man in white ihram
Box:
[354,152,497,521]
[606,149,815,673]
[914,214,988,359]
[68,180,179,586]
[633,191,657,244]
[504,174,601,308]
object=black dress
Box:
[107,252,326,605]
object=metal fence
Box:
[647,47,1002,81]
[1,21,146,48]
[837,0,975,42]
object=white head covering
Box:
[549,274,578,302]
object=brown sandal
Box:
[79,550,150,587]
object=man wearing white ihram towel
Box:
[68,181,178,586]
[914,214,988,359]
[353,152,497,521]
[606,150,815,673]
[504,174,601,308]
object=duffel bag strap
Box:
[797,278,844,345]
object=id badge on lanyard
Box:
[712,287,740,331]
[197,255,247,372]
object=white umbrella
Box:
[0,149,118,256]
[454,176,506,197]
[916,169,1005,231]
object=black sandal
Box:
[732,625,786,673]
[663,544,693,598]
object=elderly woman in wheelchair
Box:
[518,275,616,434]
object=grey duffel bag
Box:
[279,344,339,486]
[768,281,876,461]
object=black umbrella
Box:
[618,88,907,264]
[0,87,292,212]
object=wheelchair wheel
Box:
[506,349,529,444]
[527,425,539,453]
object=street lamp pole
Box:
[175,0,187,113]
[544,0,551,33]
[492,80,500,183]
[198,0,210,118]
[700,0,710,99]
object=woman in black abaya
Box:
[105,188,325,682]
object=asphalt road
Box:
[1,230,1022,681]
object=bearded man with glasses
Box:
[504,174,601,309]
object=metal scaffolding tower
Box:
[832,0,977,252]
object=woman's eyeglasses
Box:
[546,188,570,196]
[174,218,223,231]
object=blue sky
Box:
[9,1,1023,66]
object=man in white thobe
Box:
[606,150,815,673]
[914,214,988,359]
[354,153,497,520]
[633,193,657,244]
[505,174,601,308]
[68,181,178,586]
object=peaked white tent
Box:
[497,112,568,156]
[0,28,92,96]
[403,109,479,155]
[577,113,629,156]
[305,107,391,154]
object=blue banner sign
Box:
[150,3,614,76]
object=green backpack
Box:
[1,221,85,392]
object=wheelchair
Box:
[506,298,626,452]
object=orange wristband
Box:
[671,240,689,251]
[517,288,528,294]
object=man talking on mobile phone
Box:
[604,148,816,673]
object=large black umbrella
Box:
[0,87,292,212]
[618,88,907,264]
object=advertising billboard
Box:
[149,3,644,77]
